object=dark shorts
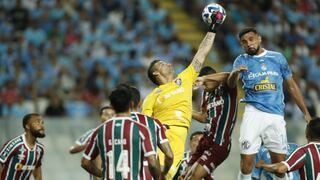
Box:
[188,137,231,174]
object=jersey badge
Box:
[260,63,267,71]
[174,78,182,86]
[18,146,26,160]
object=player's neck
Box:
[115,112,131,117]
[256,48,265,55]
[159,75,173,85]
[25,132,36,149]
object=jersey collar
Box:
[250,48,267,58]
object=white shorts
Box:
[239,104,288,154]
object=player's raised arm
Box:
[190,32,216,73]
[228,65,247,88]
[285,78,311,122]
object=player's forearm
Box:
[33,167,42,180]
[203,72,230,83]
[163,156,173,176]
[69,144,87,154]
[81,159,102,177]
[227,70,240,88]
[262,163,288,174]
[288,80,310,117]
[191,32,216,72]
[192,111,207,123]
[159,142,173,175]
[148,162,161,180]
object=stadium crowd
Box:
[0,0,319,120]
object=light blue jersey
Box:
[232,50,292,115]
[252,143,300,180]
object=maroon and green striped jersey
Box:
[131,112,168,150]
[75,129,95,146]
[0,134,44,180]
[283,142,320,180]
[83,117,156,180]
[201,85,238,145]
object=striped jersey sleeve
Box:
[283,145,307,172]
[138,122,157,157]
[83,128,100,161]
[75,129,95,146]
[0,135,23,163]
[153,118,168,144]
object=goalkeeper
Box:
[142,14,221,179]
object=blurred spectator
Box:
[7,0,29,31]
[45,93,66,117]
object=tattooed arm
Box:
[191,32,216,72]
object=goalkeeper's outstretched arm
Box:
[191,32,216,73]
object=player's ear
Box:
[258,35,262,44]
[25,124,30,130]
[153,71,160,76]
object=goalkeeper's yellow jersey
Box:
[142,65,198,128]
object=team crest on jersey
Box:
[174,78,182,86]
[241,140,251,150]
[260,63,267,71]
[253,76,277,91]
[18,146,26,160]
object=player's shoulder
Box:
[265,50,286,61]
[0,134,24,152]
[36,141,45,149]
[2,134,24,147]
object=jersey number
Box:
[107,150,130,178]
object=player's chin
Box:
[246,48,258,55]
[35,130,46,138]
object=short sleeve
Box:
[142,92,157,116]
[279,53,292,80]
[75,129,94,146]
[83,128,100,160]
[285,145,306,171]
[0,141,18,163]
[139,125,156,157]
[154,118,168,144]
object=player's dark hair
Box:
[128,86,140,109]
[147,60,161,85]
[190,131,204,141]
[109,88,131,113]
[199,66,216,77]
[116,84,141,108]
[99,106,113,116]
[22,113,40,129]
[238,27,259,39]
[306,117,320,141]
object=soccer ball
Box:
[202,3,226,26]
